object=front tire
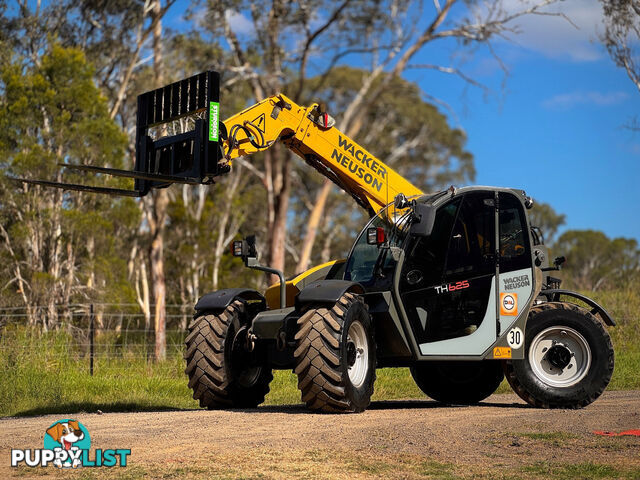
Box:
[184,300,273,409]
[504,302,614,409]
[294,293,376,412]
[410,361,504,404]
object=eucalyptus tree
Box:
[0,45,136,328]
[193,0,567,278]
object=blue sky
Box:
[404,0,640,243]
[167,0,639,244]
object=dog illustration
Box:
[46,420,84,468]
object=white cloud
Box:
[494,0,605,62]
[224,10,254,36]
[542,91,629,109]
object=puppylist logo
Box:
[11,419,130,469]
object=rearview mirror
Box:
[394,193,410,210]
[410,204,436,237]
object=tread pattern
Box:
[503,301,614,409]
[294,293,375,413]
[184,300,272,409]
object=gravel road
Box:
[2,390,639,479]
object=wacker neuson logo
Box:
[11,419,130,469]
[209,101,219,141]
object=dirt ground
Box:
[1,390,639,479]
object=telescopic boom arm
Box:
[15,71,422,214]
[220,93,422,214]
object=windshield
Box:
[344,204,413,286]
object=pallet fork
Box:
[15,71,226,196]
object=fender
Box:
[195,288,266,312]
[540,289,616,326]
[296,279,364,307]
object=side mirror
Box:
[230,235,258,262]
[524,196,534,209]
[410,203,436,237]
[541,255,566,272]
[554,256,566,269]
[394,193,410,210]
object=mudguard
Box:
[296,279,364,307]
[194,288,266,312]
[540,289,616,326]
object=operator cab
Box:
[344,187,534,357]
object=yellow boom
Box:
[221,94,422,214]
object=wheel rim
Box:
[229,325,262,388]
[346,320,368,388]
[236,364,262,388]
[528,326,592,388]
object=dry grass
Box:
[10,448,640,480]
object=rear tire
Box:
[410,361,504,404]
[294,293,376,413]
[503,302,614,409]
[184,300,273,409]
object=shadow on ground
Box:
[5,397,530,418]
[245,398,531,414]
[6,402,198,418]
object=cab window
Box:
[444,193,495,279]
[401,199,460,288]
[499,192,531,272]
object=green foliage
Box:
[585,283,640,390]
[555,230,640,291]
[0,44,138,313]
[0,328,429,417]
[163,175,267,304]
[1,44,127,176]
[0,325,198,417]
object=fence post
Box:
[89,304,94,376]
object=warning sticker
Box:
[493,346,512,359]
[252,113,265,133]
[500,292,518,316]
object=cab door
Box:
[399,191,499,356]
[497,192,535,336]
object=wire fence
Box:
[1,302,635,376]
[0,303,195,375]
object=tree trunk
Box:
[266,148,292,284]
[150,200,167,360]
[149,0,167,361]
[320,219,340,264]
[212,166,244,290]
[295,178,332,273]
[134,250,151,333]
